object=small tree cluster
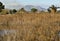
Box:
[9,9,17,14]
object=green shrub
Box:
[31,8,37,12]
[9,9,17,14]
[12,9,17,13]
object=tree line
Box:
[0,2,59,14]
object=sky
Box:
[0,0,60,9]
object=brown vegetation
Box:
[0,12,60,41]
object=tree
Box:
[48,5,57,13]
[50,5,57,12]
[31,8,37,12]
[0,2,5,12]
[12,9,17,13]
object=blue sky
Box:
[0,0,60,9]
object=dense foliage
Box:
[48,5,57,13]
[0,2,5,12]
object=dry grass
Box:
[0,12,60,41]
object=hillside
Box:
[0,13,60,41]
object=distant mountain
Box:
[6,5,47,11]
[23,5,46,11]
[24,5,35,11]
[35,6,46,11]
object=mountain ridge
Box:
[24,5,46,11]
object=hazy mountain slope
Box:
[23,5,46,11]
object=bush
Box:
[12,9,17,13]
[20,8,25,11]
[31,8,37,12]
[9,9,17,14]
[0,9,9,15]
[47,8,51,13]
[9,10,12,14]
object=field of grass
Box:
[0,12,60,41]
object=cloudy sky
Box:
[0,0,60,9]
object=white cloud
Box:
[6,3,20,6]
[0,0,22,9]
[0,0,20,6]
